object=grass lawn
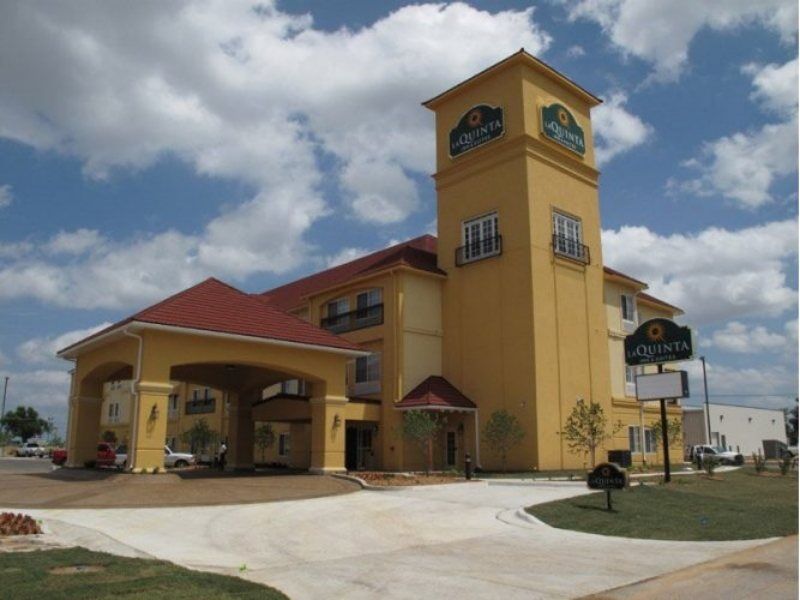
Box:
[481,464,688,481]
[0,547,288,599]
[527,468,798,541]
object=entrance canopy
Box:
[395,376,476,412]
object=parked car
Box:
[113,445,195,470]
[690,444,744,466]
[16,442,47,458]
[51,443,116,468]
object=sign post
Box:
[625,318,694,484]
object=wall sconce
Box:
[373,424,379,435]
[457,423,465,434]
[149,404,160,420]
[333,414,342,428]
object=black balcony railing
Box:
[321,303,384,333]
[552,234,590,264]
[455,235,503,266]
[185,398,216,415]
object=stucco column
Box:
[66,395,102,468]
[226,393,254,471]
[130,381,173,473]
[309,396,348,474]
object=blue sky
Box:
[0,0,797,437]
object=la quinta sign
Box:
[624,318,694,367]
[449,104,504,157]
[541,103,585,155]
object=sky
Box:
[0,0,797,438]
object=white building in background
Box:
[683,403,787,457]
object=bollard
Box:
[465,453,473,480]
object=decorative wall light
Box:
[333,414,342,428]
[150,404,160,420]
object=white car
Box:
[114,445,195,469]
[690,444,744,466]
[16,442,47,458]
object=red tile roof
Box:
[638,291,684,315]
[59,278,362,355]
[261,235,444,310]
[396,376,477,410]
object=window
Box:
[278,433,291,457]
[625,365,640,396]
[324,297,350,332]
[621,293,637,327]
[629,426,656,453]
[461,212,500,263]
[203,387,210,400]
[356,288,383,325]
[355,353,381,383]
[192,389,199,400]
[552,212,588,262]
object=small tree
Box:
[483,410,525,472]
[181,418,218,457]
[561,398,621,468]
[650,417,682,464]
[1,406,50,442]
[400,410,442,474]
[254,423,276,463]
[101,430,118,444]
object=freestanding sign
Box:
[624,318,695,484]
[624,318,693,366]
[587,462,628,510]
[636,370,689,401]
[449,104,504,158]
[541,103,585,155]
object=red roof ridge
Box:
[396,375,477,410]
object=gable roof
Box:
[59,278,363,357]
[395,376,477,411]
[261,235,444,311]
[638,292,684,315]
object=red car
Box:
[51,443,116,468]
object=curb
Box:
[330,473,397,491]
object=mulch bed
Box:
[355,472,466,486]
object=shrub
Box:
[752,452,767,474]
[703,455,718,476]
[779,454,795,476]
[0,512,42,536]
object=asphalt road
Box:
[0,456,56,475]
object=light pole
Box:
[1,376,7,420]
[700,356,712,445]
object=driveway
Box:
[11,479,771,600]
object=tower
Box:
[424,50,612,470]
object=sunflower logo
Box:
[601,466,611,477]
[646,322,665,342]
[557,108,570,126]
[467,109,483,128]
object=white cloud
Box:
[0,184,12,208]
[0,1,550,309]
[602,219,798,325]
[674,58,798,209]
[742,58,799,116]
[567,0,797,82]
[45,229,105,256]
[325,247,371,268]
[17,322,113,364]
[592,92,652,165]
[701,320,794,354]
[566,45,585,58]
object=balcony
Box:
[455,235,502,266]
[552,234,590,264]
[185,397,216,415]
[321,304,384,333]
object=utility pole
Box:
[700,356,712,445]
[1,376,7,420]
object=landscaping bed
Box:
[0,547,288,599]
[527,468,798,541]
[354,471,466,486]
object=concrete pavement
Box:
[11,480,774,600]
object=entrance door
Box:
[345,425,358,471]
[445,431,457,467]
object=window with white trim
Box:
[355,288,383,325]
[625,365,640,396]
[462,212,500,262]
[327,297,349,318]
[621,293,637,324]
[629,426,657,454]
[552,212,586,261]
